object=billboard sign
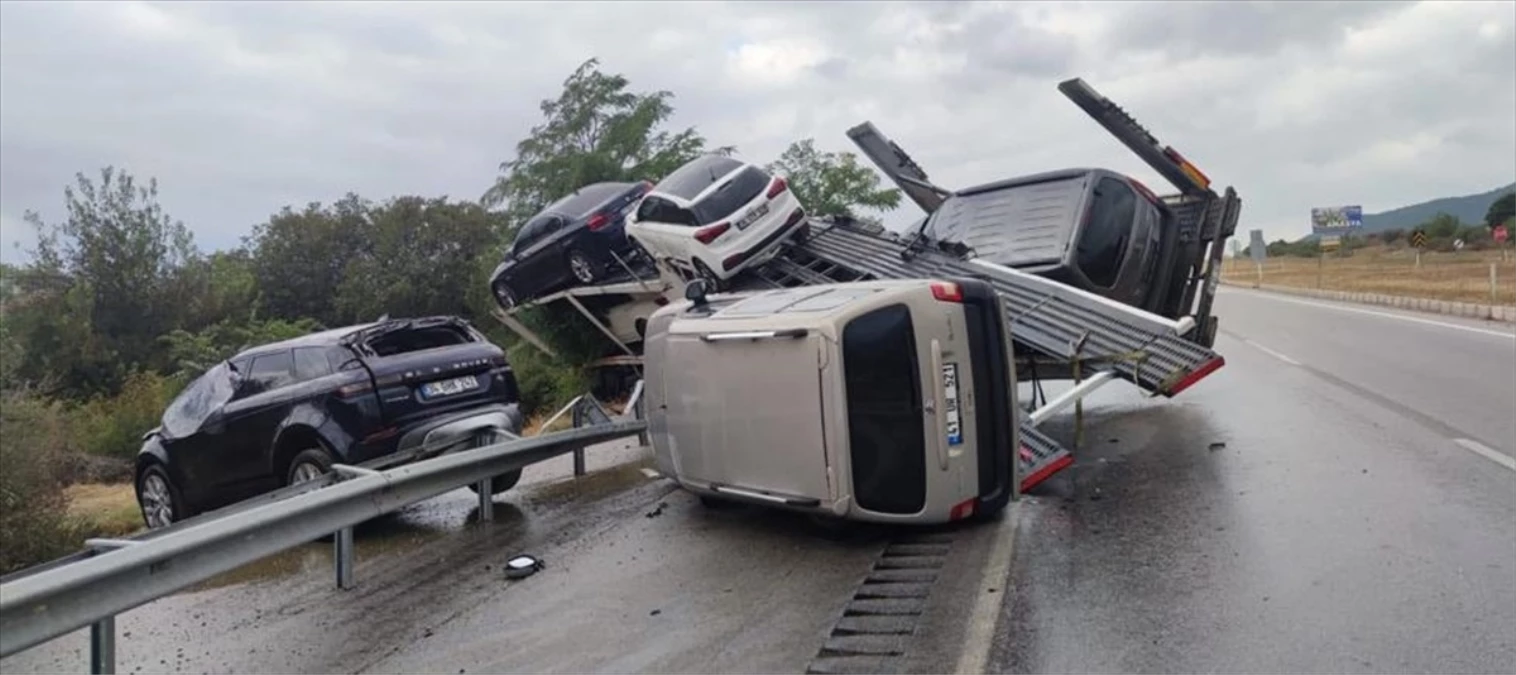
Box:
[1248,229,1267,263]
[1311,205,1364,235]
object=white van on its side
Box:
[642,277,1021,525]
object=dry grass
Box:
[1221,246,1516,305]
[64,483,144,538]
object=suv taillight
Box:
[767,176,788,199]
[930,281,963,303]
[695,222,730,245]
[586,213,610,231]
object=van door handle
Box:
[929,338,950,471]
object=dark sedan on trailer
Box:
[489,181,651,309]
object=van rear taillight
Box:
[949,498,976,521]
[1162,147,1211,190]
[695,222,730,245]
[1130,178,1159,205]
[930,281,964,303]
[586,213,610,231]
[766,176,788,199]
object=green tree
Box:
[21,167,197,394]
[247,194,373,326]
[481,58,734,232]
[766,139,902,218]
[1486,191,1515,228]
[1423,212,1462,239]
[333,196,507,323]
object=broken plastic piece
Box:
[504,554,543,579]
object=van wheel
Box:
[468,469,523,496]
[693,260,727,292]
[287,448,335,485]
[568,249,598,284]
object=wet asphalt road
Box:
[4,287,1513,674]
[991,287,1516,674]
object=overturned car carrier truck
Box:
[500,77,1241,517]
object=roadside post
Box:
[1248,229,1266,288]
[1492,262,1499,306]
[1410,229,1428,269]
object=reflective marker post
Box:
[89,616,114,675]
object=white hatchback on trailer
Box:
[625,155,808,288]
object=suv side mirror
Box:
[685,279,710,306]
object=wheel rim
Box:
[292,461,325,484]
[140,474,174,529]
[569,254,595,283]
[697,262,720,286]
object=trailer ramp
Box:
[777,222,1224,397]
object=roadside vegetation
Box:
[0,58,899,573]
[1222,201,1516,305]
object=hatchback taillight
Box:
[930,281,963,303]
[767,176,788,199]
[695,222,730,245]
[586,213,610,231]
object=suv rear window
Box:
[365,324,474,357]
[655,156,745,201]
[841,304,927,515]
[692,167,770,225]
[1077,177,1136,288]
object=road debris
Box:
[504,554,544,580]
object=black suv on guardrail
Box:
[135,316,524,529]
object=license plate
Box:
[942,363,962,446]
[735,203,769,230]
[421,375,479,399]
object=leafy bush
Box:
[71,370,183,461]
[0,392,85,573]
[507,341,589,417]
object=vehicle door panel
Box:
[220,351,297,490]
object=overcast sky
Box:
[2,0,1513,263]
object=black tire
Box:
[286,447,335,486]
[137,463,186,530]
[567,249,598,284]
[467,468,523,496]
[693,260,727,292]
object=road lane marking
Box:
[1226,288,1516,339]
[954,502,1018,675]
[1453,438,1516,472]
[1242,339,1301,366]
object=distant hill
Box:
[1359,182,1516,232]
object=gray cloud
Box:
[2,0,1512,264]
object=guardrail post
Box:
[89,616,114,674]
[335,527,355,590]
[476,481,494,522]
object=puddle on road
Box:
[189,512,448,592]
[517,458,657,509]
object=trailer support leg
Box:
[89,616,114,674]
[334,527,355,590]
[1028,371,1118,427]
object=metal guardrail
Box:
[0,419,647,668]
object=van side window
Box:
[841,304,927,515]
[1078,177,1136,289]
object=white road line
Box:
[1453,438,1516,472]
[954,502,1018,675]
[1227,288,1516,339]
[1243,339,1301,366]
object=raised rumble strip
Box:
[805,534,955,674]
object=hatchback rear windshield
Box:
[655,156,745,201]
[692,167,771,225]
